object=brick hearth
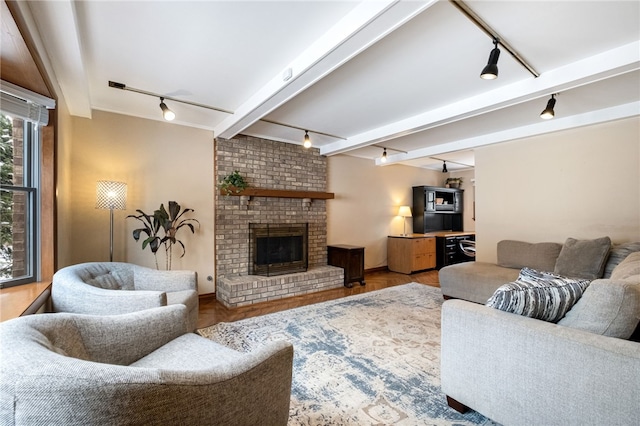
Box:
[216,266,344,308]
[215,135,343,306]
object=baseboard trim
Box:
[365,266,388,274]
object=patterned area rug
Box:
[198,283,494,425]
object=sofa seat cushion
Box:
[486,268,591,323]
[166,289,198,314]
[554,236,611,280]
[130,333,241,370]
[439,262,520,304]
[497,240,563,271]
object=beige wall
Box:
[55,99,74,269]
[327,155,444,269]
[475,117,640,263]
[57,111,637,286]
[448,168,476,232]
[57,110,216,294]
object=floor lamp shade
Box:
[96,180,127,210]
[96,180,127,262]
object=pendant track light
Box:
[159,97,175,121]
[451,1,539,79]
[480,39,500,80]
[540,94,557,119]
[381,148,387,163]
[303,130,311,148]
[442,161,448,173]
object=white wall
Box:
[475,117,640,263]
[327,155,444,269]
[57,110,216,293]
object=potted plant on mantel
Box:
[127,201,200,270]
[219,170,249,195]
[445,177,463,189]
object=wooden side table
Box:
[327,245,365,288]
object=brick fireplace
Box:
[215,135,343,307]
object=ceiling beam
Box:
[377,101,640,166]
[23,0,92,118]
[322,40,640,157]
[214,0,439,139]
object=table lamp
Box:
[398,205,412,236]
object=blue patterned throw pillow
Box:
[486,267,591,323]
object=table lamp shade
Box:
[398,206,412,217]
[96,181,127,210]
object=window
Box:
[0,81,54,288]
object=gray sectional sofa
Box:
[439,239,639,304]
[439,239,640,425]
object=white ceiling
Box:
[19,0,640,172]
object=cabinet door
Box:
[425,190,436,212]
[388,238,413,274]
[348,249,364,281]
[453,191,463,213]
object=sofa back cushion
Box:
[497,240,562,271]
[558,279,640,339]
[76,262,135,290]
[554,236,611,280]
[603,241,640,278]
[558,252,640,339]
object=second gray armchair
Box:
[52,262,199,331]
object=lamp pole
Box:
[109,205,115,262]
[96,180,127,262]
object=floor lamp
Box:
[398,205,412,236]
[96,180,127,262]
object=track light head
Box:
[303,131,311,148]
[442,161,448,173]
[480,40,500,80]
[159,97,175,121]
[381,148,387,163]
[540,94,556,119]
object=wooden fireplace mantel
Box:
[220,187,334,200]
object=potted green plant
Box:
[127,201,200,270]
[219,170,248,195]
[445,177,463,189]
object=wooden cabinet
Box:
[387,235,436,274]
[328,245,365,288]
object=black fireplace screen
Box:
[249,223,308,276]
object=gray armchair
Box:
[52,262,199,331]
[0,305,294,426]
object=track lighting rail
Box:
[371,145,407,154]
[108,81,234,115]
[260,118,346,140]
[450,0,540,78]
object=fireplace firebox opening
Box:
[249,223,309,276]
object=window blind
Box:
[0,80,55,125]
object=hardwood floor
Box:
[197,268,440,329]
